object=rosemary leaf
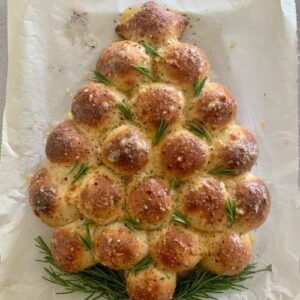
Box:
[172,211,188,225]
[91,70,110,85]
[194,76,207,98]
[34,236,55,266]
[188,122,212,143]
[116,101,134,122]
[208,166,237,177]
[83,218,95,226]
[78,223,93,251]
[123,218,141,231]
[225,197,237,228]
[131,64,154,81]
[173,263,272,300]
[72,163,90,183]
[131,256,152,273]
[140,42,161,57]
[67,160,79,175]
[170,177,181,190]
[155,120,169,144]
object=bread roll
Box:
[51,220,96,272]
[96,40,152,92]
[45,121,91,164]
[127,177,173,229]
[127,266,176,300]
[93,223,148,270]
[116,1,188,46]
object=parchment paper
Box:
[0,0,299,299]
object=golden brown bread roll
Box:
[101,125,151,175]
[127,177,173,229]
[201,232,252,275]
[72,82,121,127]
[131,83,183,128]
[177,177,228,231]
[159,130,208,177]
[150,225,204,272]
[127,266,176,300]
[45,121,91,164]
[232,175,271,233]
[51,220,96,272]
[77,168,125,225]
[93,223,148,270]
[192,82,237,130]
[155,42,210,91]
[116,1,188,46]
[214,125,258,175]
[96,40,152,92]
[29,166,79,228]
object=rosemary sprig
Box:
[72,163,90,183]
[208,166,237,177]
[172,211,188,225]
[67,160,79,175]
[225,197,237,228]
[188,122,212,143]
[131,256,152,273]
[131,64,154,81]
[173,263,272,300]
[140,42,161,57]
[35,236,128,300]
[90,70,110,85]
[194,76,207,98]
[154,120,169,144]
[34,236,55,265]
[123,218,141,231]
[116,101,134,122]
[78,222,93,251]
[170,177,182,190]
[83,218,95,226]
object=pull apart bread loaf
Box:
[29,2,271,299]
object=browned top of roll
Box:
[132,83,182,128]
[127,266,176,300]
[116,1,188,46]
[127,178,173,229]
[72,82,118,127]
[45,121,91,164]
[101,126,150,174]
[160,131,208,176]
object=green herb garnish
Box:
[116,101,134,122]
[172,211,188,225]
[208,166,237,177]
[91,70,110,85]
[154,120,169,144]
[131,64,154,81]
[72,163,90,183]
[140,42,161,57]
[170,177,182,190]
[131,256,152,273]
[67,160,79,175]
[194,76,207,97]
[78,222,93,251]
[123,218,141,231]
[225,197,237,228]
[188,122,212,143]
[173,263,272,300]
